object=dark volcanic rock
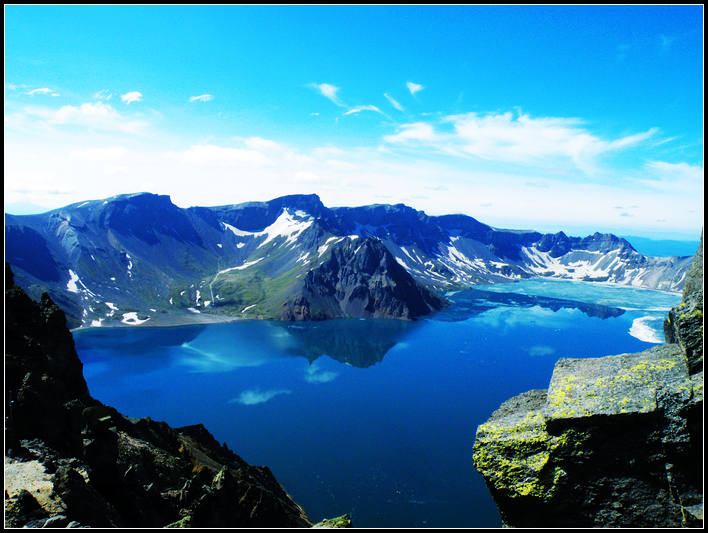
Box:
[472,230,704,528]
[665,229,703,373]
[4,263,313,528]
[283,237,449,320]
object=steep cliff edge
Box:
[472,234,703,528]
[4,263,314,528]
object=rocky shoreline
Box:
[4,263,350,528]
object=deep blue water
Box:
[73,279,680,528]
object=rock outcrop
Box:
[665,228,703,374]
[4,263,314,528]
[472,234,704,527]
[281,237,449,320]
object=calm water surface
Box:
[74,279,680,528]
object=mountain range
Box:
[5,192,694,329]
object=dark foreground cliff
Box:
[4,263,320,528]
[472,234,703,528]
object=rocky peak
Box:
[282,237,449,320]
[536,231,571,257]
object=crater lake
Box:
[74,279,681,528]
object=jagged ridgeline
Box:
[5,192,694,329]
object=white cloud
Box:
[313,146,346,158]
[93,89,112,100]
[310,83,346,107]
[407,82,424,95]
[103,166,128,176]
[120,91,143,104]
[189,94,214,102]
[639,161,704,193]
[166,144,271,166]
[646,161,703,181]
[343,105,383,115]
[69,146,129,162]
[26,88,52,96]
[24,101,149,135]
[383,122,438,143]
[5,172,75,197]
[229,388,291,406]
[292,171,322,183]
[384,111,657,175]
[384,93,404,111]
[239,136,286,152]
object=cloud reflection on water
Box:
[304,360,339,384]
[173,321,299,373]
[229,388,292,405]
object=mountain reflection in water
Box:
[274,319,420,368]
[440,287,626,321]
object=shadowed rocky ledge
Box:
[472,233,703,528]
[4,263,348,528]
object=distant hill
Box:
[620,235,701,258]
[4,201,52,216]
[5,192,695,329]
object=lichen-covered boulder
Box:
[312,514,354,528]
[473,345,703,527]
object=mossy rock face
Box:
[473,346,702,528]
[545,346,688,423]
[664,230,703,373]
[312,514,353,528]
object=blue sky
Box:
[4,5,703,239]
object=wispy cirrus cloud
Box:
[638,161,704,193]
[384,111,657,175]
[406,81,424,96]
[343,105,384,116]
[309,83,346,107]
[120,91,143,104]
[384,93,404,111]
[93,89,112,100]
[26,88,52,96]
[189,94,214,102]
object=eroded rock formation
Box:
[472,234,704,527]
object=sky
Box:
[4,5,704,240]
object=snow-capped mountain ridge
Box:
[5,192,695,329]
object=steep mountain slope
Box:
[5,192,694,329]
[4,264,314,528]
